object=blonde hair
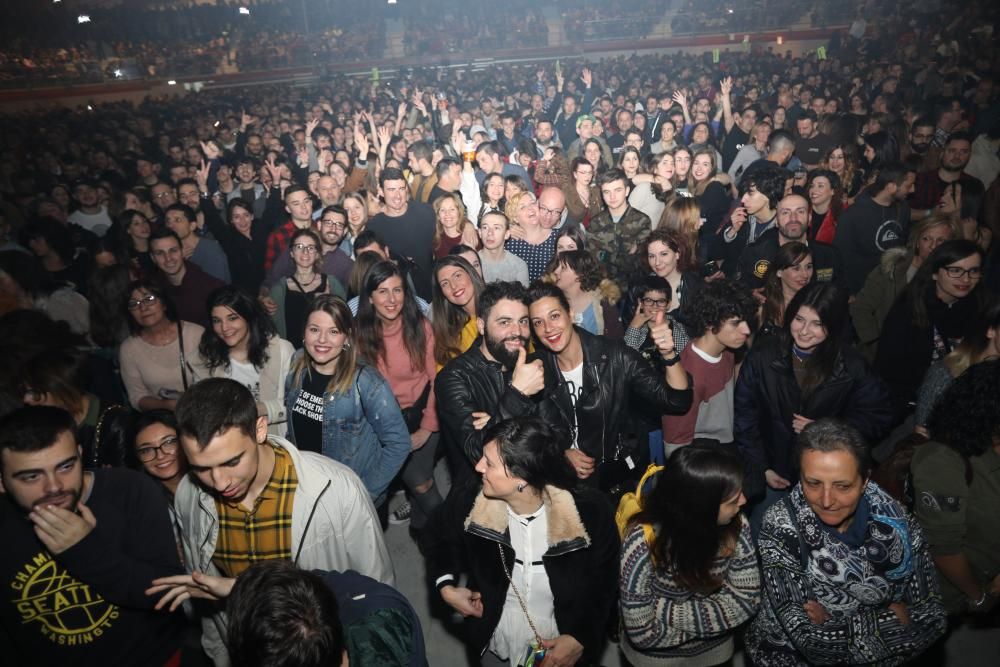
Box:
[291,295,358,396]
[504,191,536,226]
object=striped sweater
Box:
[619,515,761,666]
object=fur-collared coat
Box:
[423,481,620,665]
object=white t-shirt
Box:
[560,363,584,448]
[227,358,262,401]
[68,207,113,236]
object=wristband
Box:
[662,350,681,366]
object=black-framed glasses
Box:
[136,436,179,462]
[127,294,159,310]
[943,265,982,280]
[320,219,347,230]
[292,244,319,253]
[641,297,669,308]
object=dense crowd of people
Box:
[0,0,864,86]
[1,0,1000,664]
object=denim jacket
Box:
[284,355,411,504]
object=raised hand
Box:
[240,111,254,131]
[305,117,320,139]
[672,90,688,108]
[510,346,545,396]
[354,125,370,158]
[200,140,220,161]
[581,67,593,88]
[377,125,392,147]
[648,309,676,359]
[264,157,282,187]
[196,160,211,191]
[720,76,733,96]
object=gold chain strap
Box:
[497,543,544,648]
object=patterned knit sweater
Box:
[746,482,947,666]
[619,515,760,666]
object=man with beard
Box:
[737,193,842,289]
[436,281,543,479]
[909,132,982,220]
[901,117,938,172]
[527,283,691,497]
[0,406,184,666]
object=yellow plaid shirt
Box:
[212,444,297,577]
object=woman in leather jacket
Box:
[734,283,893,529]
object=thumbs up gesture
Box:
[648,310,676,360]
[510,346,545,397]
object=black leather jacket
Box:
[435,340,539,470]
[536,328,693,483]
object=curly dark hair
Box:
[683,279,757,339]
[927,360,1000,458]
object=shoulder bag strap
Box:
[177,321,189,390]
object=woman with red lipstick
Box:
[735,283,893,533]
[356,260,443,534]
[200,286,295,437]
[758,242,814,339]
[876,240,988,418]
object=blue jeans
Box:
[648,430,664,465]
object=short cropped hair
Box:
[226,560,345,667]
[477,280,529,321]
[0,406,77,471]
[796,418,872,479]
[175,378,259,449]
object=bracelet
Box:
[662,350,681,366]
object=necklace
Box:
[293,271,317,283]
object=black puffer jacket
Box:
[435,340,539,471]
[536,328,693,489]
[735,333,893,499]
[423,481,620,665]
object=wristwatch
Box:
[662,350,681,366]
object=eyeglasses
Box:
[320,219,346,230]
[127,294,159,310]
[538,204,564,216]
[136,436,179,462]
[292,244,319,253]
[942,265,982,280]
[153,191,173,200]
[640,297,669,309]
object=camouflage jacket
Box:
[588,205,651,285]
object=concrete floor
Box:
[384,468,1000,666]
